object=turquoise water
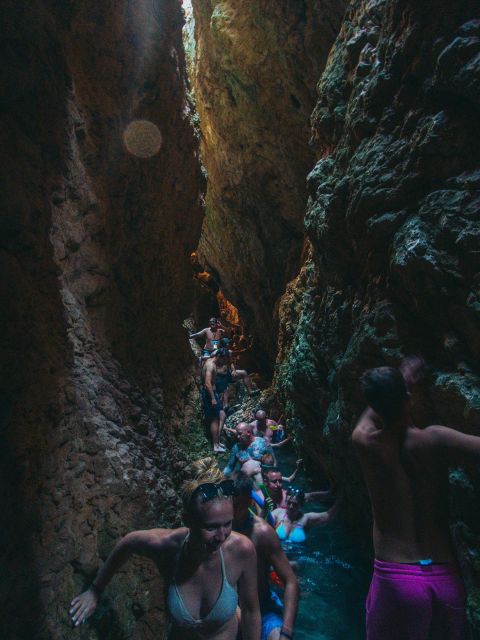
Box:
[276,449,370,640]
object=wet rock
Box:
[273,0,480,622]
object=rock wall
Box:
[0,1,206,638]
[190,0,347,371]
[273,0,480,625]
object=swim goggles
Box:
[286,487,305,501]
[190,480,236,504]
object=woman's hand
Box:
[69,588,99,627]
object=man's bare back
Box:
[353,409,453,563]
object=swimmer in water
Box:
[233,473,299,640]
[256,465,332,510]
[69,462,260,639]
[272,487,338,544]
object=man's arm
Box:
[424,425,480,466]
[271,436,292,449]
[189,327,207,339]
[282,459,303,484]
[237,538,261,640]
[263,527,299,638]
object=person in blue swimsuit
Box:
[69,464,260,639]
[272,487,338,544]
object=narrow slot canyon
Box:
[1,1,479,639]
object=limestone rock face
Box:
[190,0,346,370]
[0,1,205,638]
[274,0,480,621]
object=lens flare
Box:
[123,120,163,158]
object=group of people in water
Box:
[69,318,477,640]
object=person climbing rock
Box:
[69,464,260,639]
[214,344,257,409]
[202,349,229,452]
[232,473,299,640]
[353,357,477,640]
[223,422,275,477]
[272,487,338,544]
[189,317,225,357]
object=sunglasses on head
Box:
[190,480,236,504]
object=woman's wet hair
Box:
[260,453,275,467]
[360,366,408,424]
[190,457,224,482]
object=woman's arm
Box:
[304,502,338,530]
[237,538,261,640]
[69,530,164,626]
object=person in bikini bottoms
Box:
[69,462,260,640]
[272,488,337,544]
[353,357,480,640]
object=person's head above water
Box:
[286,487,305,519]
[236,422,254,447]
[360,366,409,426]
[263,467,283,496]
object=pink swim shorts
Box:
[366,559,467,640]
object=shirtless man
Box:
[352,357,478,639]
[223,423,275,478]
[250,411,290,447]
[214,345,255,409]
[233,473,299,640]
[190,317,225,357]
[255,465,331,510]
[202,349,229,453]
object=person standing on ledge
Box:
[69,468,260,640]
[189,317,225,357]
[353,357,479,640]
[202,349,230,452]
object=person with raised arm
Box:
[189,317,225,357]
[271,488,338,544]
[69,462,260,640]
[352,357,478,639]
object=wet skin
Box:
[69,500,260,640]
[353,405,480,563]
